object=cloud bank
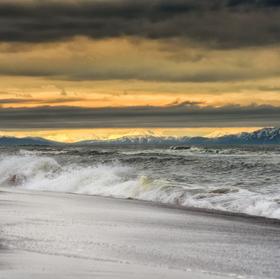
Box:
[1,1,279,131]
[0,0,280,48]
[1,104,279,129]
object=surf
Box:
[0,147,280,220]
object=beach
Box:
[0,187,279,279]
[1,0,280,277]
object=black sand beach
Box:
[0,188,280,279]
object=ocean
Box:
[1,144,280,219]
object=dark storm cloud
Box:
[227,0,280,7]
[0,103,279,129]
[0,0,280,48]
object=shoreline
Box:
[2,186,280,226]
[1,187,280,278]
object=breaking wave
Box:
[1,151,280,220]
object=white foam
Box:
[0,154,280,219]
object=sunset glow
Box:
[1,1,280,141]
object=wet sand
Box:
[0,187,280,278]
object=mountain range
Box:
[0,136,59,146]
[0,128,280,146]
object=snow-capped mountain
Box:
[0,128,279,145]
[216,127,280,144]
[75,128,280,145]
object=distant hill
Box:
[0,136,59,146]
[76,127,280,145]
[211,127,280,145]
[1,128,280,146]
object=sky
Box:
[0,0,280,141]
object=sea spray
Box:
[0,145,280,219]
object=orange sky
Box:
[1,38,280,109]
[0,127,261,143]
[0,1,280,141]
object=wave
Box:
[0,154,280,220]
[120,146,280,158]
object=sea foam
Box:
[0,152,280,220]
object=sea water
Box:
[0,144,280,219]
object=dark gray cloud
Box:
[0,0,280,48]
[41,97,85,104]
[227,0,280,8]
[0,97,84,105]
[0,98,37,104]
[0,65,265,83]
[0,103,279,129]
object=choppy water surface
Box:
[1,145,280,219]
